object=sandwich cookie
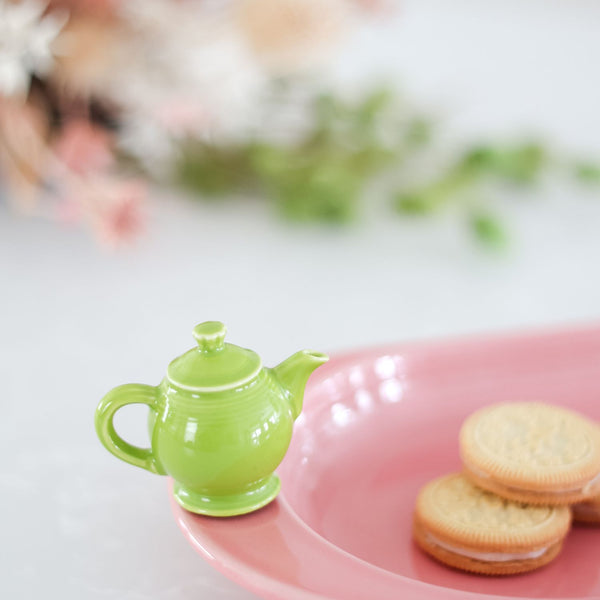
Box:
[460,403,600,505]
[572,495,600,525]
[413,473,571,575]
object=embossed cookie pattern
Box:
[474,404,592,467]
[431,475,553,531]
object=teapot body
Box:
[148,370,295,515]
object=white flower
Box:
[111,0,267,163]
[0,0,67,98]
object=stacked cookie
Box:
[413,403,600,575]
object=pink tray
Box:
[171,326,600,599]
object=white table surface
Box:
[2,1,600,598]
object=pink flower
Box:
[153,99,208,137]
[93,179,147,247]
[0,96,49,212]
[352,0,397,14]
[52,119,114,175]
[55,195,82,224]
[47,0,119,18]
[55,175,147,247]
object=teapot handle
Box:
[95,383,162,474]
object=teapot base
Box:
[172,475,281,517]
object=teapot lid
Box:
[167,322,262,391]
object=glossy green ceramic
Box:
[95,322,328,516]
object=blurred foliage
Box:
[573,161,600,184]
[175,87,599,249]
[396,142,547,211]
[178,88,428,222]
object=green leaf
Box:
[274,162,361,223]
[461,145,501,173]
[461,143,547,185]
[403,117,432,148]
[176,143,254,196]
[313,93,344,129]
[500,143,547,184]
[247,144,292,181]
[470,212,508,248]
[573,162,600,185]
[395,191,438,215]
[355,88,393,128]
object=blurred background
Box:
[2,0,600,598]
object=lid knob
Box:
[193,321,227,353]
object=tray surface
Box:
[172,327,600,599]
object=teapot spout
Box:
[272,350,329,420]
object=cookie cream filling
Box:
[463,462,600,496]
[426,533,549,562]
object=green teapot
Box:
[95,321,328,516]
